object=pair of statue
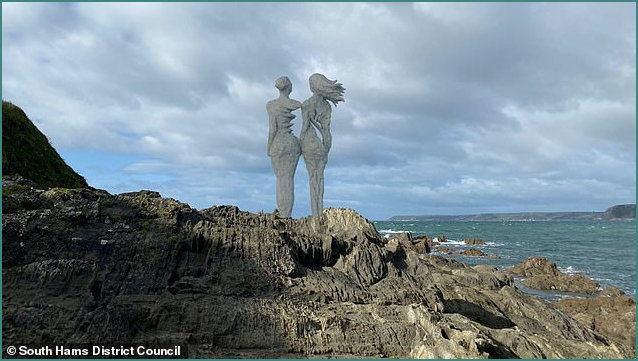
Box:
[267,73,345,218]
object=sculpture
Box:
[267,76,301,217]
[300,73,345,217]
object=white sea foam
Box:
[559,266,577,275]
[440,239,464,245]
[378,229,407,234]
[484,241,504,247]
[558,265,592,277]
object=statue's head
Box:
[308,73,345,106]
[275,76,292,95]
[308,73,327,94]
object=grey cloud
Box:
[2,2,634,219]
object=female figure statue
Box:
[267,76,301,217]
[300,73,345,217]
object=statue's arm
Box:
[320,106,332,153]
[267,105,277,156]
[321,121,331,153]
[300,104,311,136]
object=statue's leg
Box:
[273,153,299,218]
[304,158,318,217]
[282,153,299,217]
[305,155,326,217]
[316,157,326,216]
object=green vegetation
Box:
[2,101,88,189]
[2,184,31,197]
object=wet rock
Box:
[434,246,498,259]
[461,248,488,257]
[464,238,485,245]
[508,257,600,294]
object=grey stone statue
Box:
[267,76,302,218]
[300,73,345,217]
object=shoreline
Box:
[375,220,637,300]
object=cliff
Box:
[2,176,632,358]
[602,204,636,220]
[2,101,88,189]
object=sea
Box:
[374,220,636,300]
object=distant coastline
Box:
[388,204,636,222]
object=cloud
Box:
[2,2,635,220]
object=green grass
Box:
[2,101,89,189]
[2,184,31,197]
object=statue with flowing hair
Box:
[300,73,345,217]
[267,76,301,217]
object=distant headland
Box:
[389,204,636,222]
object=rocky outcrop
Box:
[2,178,631,358]
[553,288,636,357]
[388,232,430,254]
[434,246,499,259]
[508,257,600,294]
[464,238,485,245]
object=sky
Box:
[2,2,636,220]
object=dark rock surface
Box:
[508,257,601,294]
[2,179,631,358]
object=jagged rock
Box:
[464,238,485,245]
[508,257,600,294]
[2,181,630,358]
[554,288,636,357]
[413,235,433,253]
[388,232,430,254]
[388,231,414,244]
[509,256,561,277]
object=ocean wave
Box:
[378,229,408,234]
[558,265,595,278]
[437,239,464,245]
[558,266,579,275]
[484,242,504,247]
